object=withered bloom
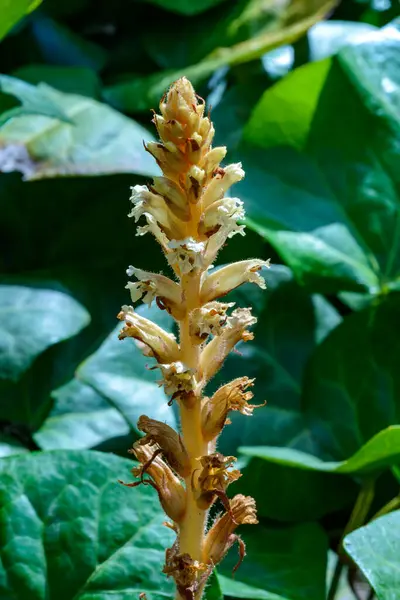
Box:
[204,494,258,569]
[118,77,269,600]
[202,377,263,442]
[121,442,186,523]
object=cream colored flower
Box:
[117,305,180,364]
[190,301,235,341]
[200,259,271,303]
[125,266,184,318]
[129,184,185,240]
[199,197,245,237]
[201,377,261,442]
[201,163,245,208]
[167,238,205,275]
[199,308,257,383]
[160,361,196,397]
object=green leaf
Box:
[0,450,174,599]
[0,74,72,126]
[302,293,400,459]
[77,304,176,434]
[240,426,400,476]
[0,435,28,458]
[34,379,130,450]
[30,15,107,72]
[103,0,337,113]
[237,454,357,522]
[214,265,341,457]
[142,0,225,16]
[13,65,101,98]
[243,21,400,293]
[217,522,328,600]
[0,0,42,41]
[0,285,90,383]
[0,77,159,179]
[344,510,400,599]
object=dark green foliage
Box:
[0,1,399,599]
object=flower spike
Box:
[118,77,269,600]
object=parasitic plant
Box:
[118,77,270,600]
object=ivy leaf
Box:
[77,304,176,434]
[242,21,400,294]
[0,450,174,599]
[217,523,328,600]
[344,510,400,599]
[0,77,159,179]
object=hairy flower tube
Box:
[118,77,270,600]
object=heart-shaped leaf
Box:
[0,285,90,383]
[217,522,328,600]
[242,21,400,294]
[0,77,159,179]
[343,510,400,599]
[0,450,174,599]
[34,378,130,450]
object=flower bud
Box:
[151,177,190,221]
[126,442,186,523]
[200,259,271,304]
[160,77,202,125]
[137,415,191,478]
[204,494,258,567]
[117,305,180,363]
[201,377,260,442]
[126,266,185,319]
[203,146,227,176]
[145,141,184,180]
[199,308,257,383]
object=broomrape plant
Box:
[118,77,270,600]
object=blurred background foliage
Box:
[0,0,400,599]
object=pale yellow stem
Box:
[178,271,208,563]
